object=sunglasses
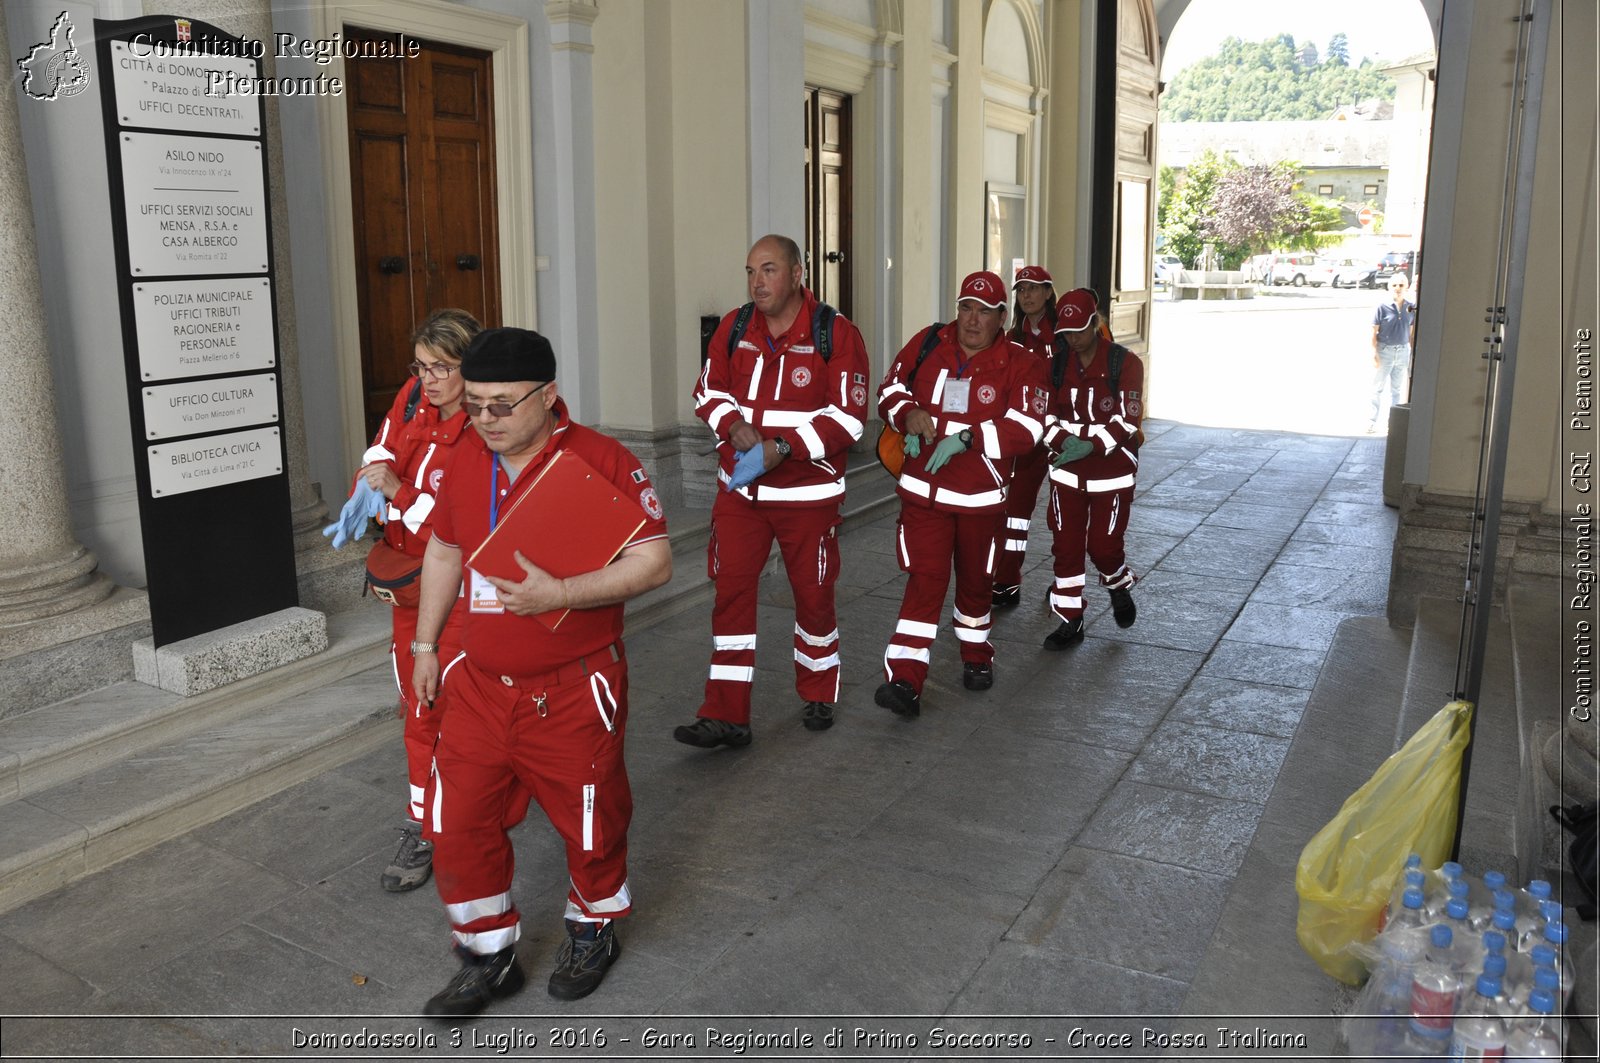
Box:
[464,381,550,419]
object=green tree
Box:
[1326,32,1350,67]
[1160,34,1394,121]
[1157,149,1252,268]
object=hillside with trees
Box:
[1160,34,1396,122]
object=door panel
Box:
[804,87,852,317]
[1092,0,1158,355]
[346,31,499,439]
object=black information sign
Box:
[96,15,297,647]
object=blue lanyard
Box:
[488,458,504,530]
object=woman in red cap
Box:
[874,271,1048,717]
[1039,288,1143,649]
[992,266,1057,608]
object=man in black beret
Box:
[410,327,672,1015]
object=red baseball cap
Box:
[1012,266,1054,289]
[1054,288,1099,333]
[957,271,1007,309]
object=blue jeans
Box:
[1371,343,1410,422]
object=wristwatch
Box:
[773,437,792,459]
[958,429,973,449]
[410,640,438,655]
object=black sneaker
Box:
[423,946,525,1018]
[547,919,621,1001]
[874,679,921,718]
[1109,587,1137,628]
[991,584,1021,608]
[801,701,834,731]
[1043,618,1085,650]
[380,822,433,892]
[673,717,752,748]
[962,662,994,690]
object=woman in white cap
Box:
[992,265,1057,608]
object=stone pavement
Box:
[1,421,1407,1059]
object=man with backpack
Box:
[678,234,871,746]
[1041,288,1144,650]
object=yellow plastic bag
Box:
[1294,699,1474,984]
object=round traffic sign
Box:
[1358,207,1375,228]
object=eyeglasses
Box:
[407,360,459,380]
[464,381,549,419]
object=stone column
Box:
[0,3,113,628]
[545,0,602,423]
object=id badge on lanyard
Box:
[470,459,508,614]
[943,378,972,414]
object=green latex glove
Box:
[924,432,969,474]
[902,432,922,459]
[1051,436,1095,468]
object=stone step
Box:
[0,467,900,916]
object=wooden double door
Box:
[804,87,852,317]
[346,30,500,438]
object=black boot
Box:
[547,919,621,1000]
[423,946,525,1018]
[1043,617,1084,650]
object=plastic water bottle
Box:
[1503,987,1563,1059]
[1407,924,1461,1052]
[1385,869,1430,931]
[1446,974,1508,1059]
[1535,923,1572,997]
[1481,953,1516,1018]
[1429,866,1469,920]
[1350,891,1430,1058]
[1508,965,1563,1020]
[1490,908,1518,948]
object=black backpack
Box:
[1052,336,1130,394]
[727,301,838,360]
[402,377,425,422]
[1551,801,1598,920]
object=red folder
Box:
[467,449,647,630]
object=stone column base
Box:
[132,607,328,697]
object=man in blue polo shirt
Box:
[1368,274,1417,433]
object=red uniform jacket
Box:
[360,384,473,558]
[1043,336,1145,493]
[878,324,1047,513]
[693,288,871,507]
[429,399,669,676]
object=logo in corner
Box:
[639,487,663,522]
[17,12,91,102]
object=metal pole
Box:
[1450,0,1550,861]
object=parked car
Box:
[1309,257,1378,289]
[1374,250,1415,282]
[1262,252,1317,287]
[1153,254,1184,284]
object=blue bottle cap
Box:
[1442,860,1463,879]
[1402,887,1425,910]
[1484,870,1507,891]
[1406,869,1427,888]
[1540,899,1564,921]
[1543,921,1569,945]
[1449,878,1471,900]
[1528,879,1552,899]
[1476,974,1502,998]
[1446,898,1469,920]
[1531,944,1557,967]
[1528,987,1556,1015]
[1483,952,1507,978]
[1430,924,1452,948]
[1482,930,1507,953]
[1492,909,1516,932]
[1533,965,1561,991]
[1492,888,1516,910]
[1405,852,1422,868]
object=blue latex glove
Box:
[726,445,767,490]
[322,479,384,548]
[1051,436,1095,468]
[902,433,922,460]
[923,432,969,475]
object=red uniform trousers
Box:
[391,599,465,822]
[992,444,1050,591]
[700,490,842,724]
[424,650,633,957]
[884,504,1003,693]
[1046,483,1137,621]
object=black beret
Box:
[461,327,557,383]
